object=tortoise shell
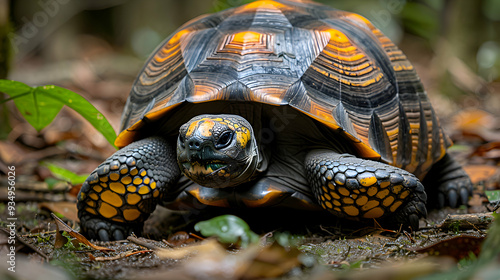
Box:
[116,0,450,179]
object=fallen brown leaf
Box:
[472,141,500,157]
[88,250,152,261]
[415,235,485,260]
[155,238,301,279]
[452,109,496,131]
[463,165,498,184]
[68,184,82,198]
[156,238,222,260]
[51,213,114,252]
[241,242,301,279]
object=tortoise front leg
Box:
[77,137,180,241]
[305,150,427,230]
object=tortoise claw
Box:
[459,187,470,206]
[447,189,458,208]
[408,214,420,231]
[79,213,141,241]
[98,228,110,241]
[392,194,427,231]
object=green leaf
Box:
[0,80,63,131]
[0,80,117,148]
[35,85,117,148]
[194,215,259,248]
[485,190,500,204]
[42,162,88,185]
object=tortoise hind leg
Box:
[77,137,180,241]
[305,150,427,230]
[422,153,472,208]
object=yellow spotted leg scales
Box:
[305,150,427,230]
[77,137,180,241]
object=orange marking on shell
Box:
[232,31,262,45]
[321,49,366,62]
[154,29,190,63]
[250,87,287,104]
[191,85,219,103]
[187,187,230,207]
[323,28,350,44]
[345,13,373,27]
[238,0,285,11]
[241,185,288,207]
[217,31,273,56]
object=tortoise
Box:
[77,0,472,241]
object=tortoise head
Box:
[176,114,260,188]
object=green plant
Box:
[0,79,116,148]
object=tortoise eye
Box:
[216,131,234,149]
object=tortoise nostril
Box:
[188,140,201,149]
